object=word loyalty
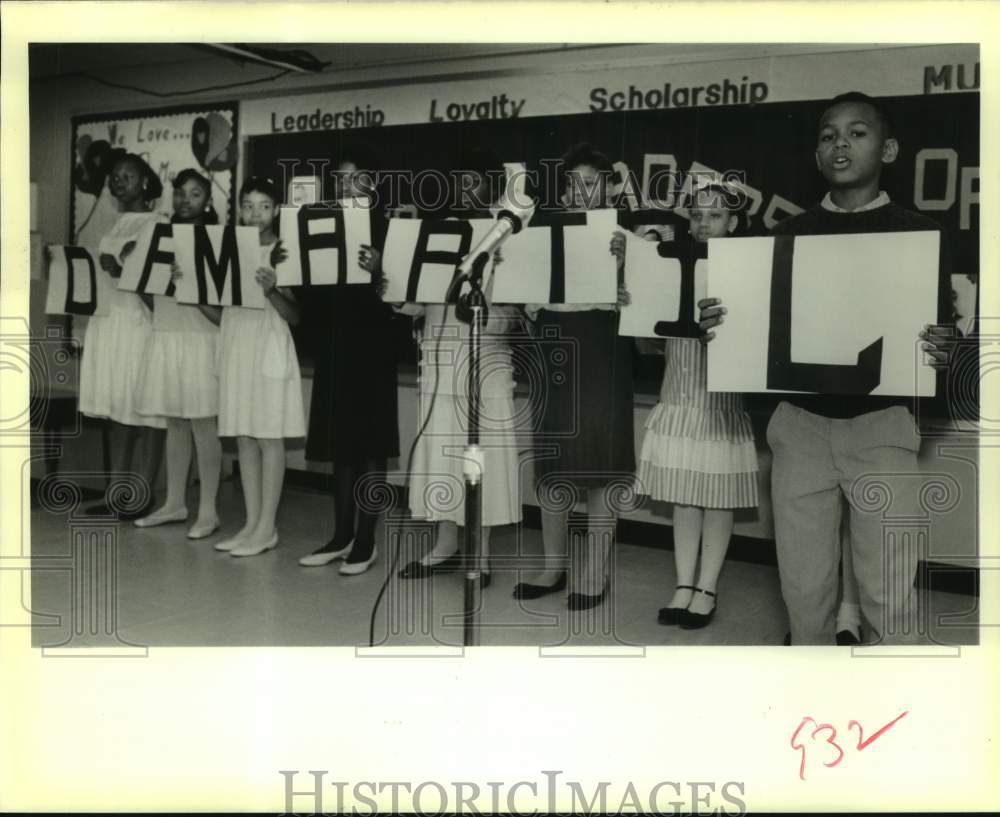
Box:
[429,94,525,123]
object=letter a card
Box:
[276,199,373,287]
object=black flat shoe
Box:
[398,553,463,579]
[567,579,610,611]
[836,628,861,646]
[679,588,717,629]
[84,500,154,521]
[512,572,567,600]
[657,584,697,625]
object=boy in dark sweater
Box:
[699,92,953,645]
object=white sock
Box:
[836,602,862,637]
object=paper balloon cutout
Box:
[72,137,117,196]
[191,113,237,172]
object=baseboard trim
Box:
[281,470,979,598]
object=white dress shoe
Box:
[187,518,221,540]
[230,532,279,558]
[214,535,246,552]
[339,547,377,575]
[134,507,188,528]
[298,540,354,567]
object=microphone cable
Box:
[366,268,478,648]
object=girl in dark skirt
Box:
[298,144,401,575]
[515,143,634,610]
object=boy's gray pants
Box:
[767,402,923,645]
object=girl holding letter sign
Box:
[213,177,305,557]
[78,152,167,519]
[636,182,759,629]
[515,143,633,610]
[299,147,400,576]
[392,151,523,587]
[133,170,224,539]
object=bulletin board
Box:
[69,102,239,247]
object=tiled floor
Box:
[29,477,979,649]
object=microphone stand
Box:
[454,252,490,647]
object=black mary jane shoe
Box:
[512,572,567,600]
[567,579,610,612]
[836,628,861,646]
[398,553,463,579]
[679,588,717,629]
[657,584,697,625]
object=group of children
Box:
[71,91,953,645]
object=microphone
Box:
[455,193,537,283]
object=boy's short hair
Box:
[557,142,614,191]
[338,141,381,173]
[824,91,894,138]
[456,146,507,198]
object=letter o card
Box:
[706,232,940,397]
[44,245,110,316]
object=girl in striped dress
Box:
[636,182,759,629]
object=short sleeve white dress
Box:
[79,211,167,428]
[216,243,306,439]
[135,292,219,419]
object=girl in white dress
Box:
[213,177,305,557]
[133,169,223,539]
[391,159,523,588]
[78,153,167,519]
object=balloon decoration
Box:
[191,113,238,172]
[71,136,125,196]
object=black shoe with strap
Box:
[398,553,463,579]
[657,584,697,625]
[679,588,717,629]
[567,578,610,611]
[512,571,567,600]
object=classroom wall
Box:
[27,43,979,565]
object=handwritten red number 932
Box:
[790,711,909,780]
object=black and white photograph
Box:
[3,2,997,813]
[24,39,981,650]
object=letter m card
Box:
[172,225,265,308]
